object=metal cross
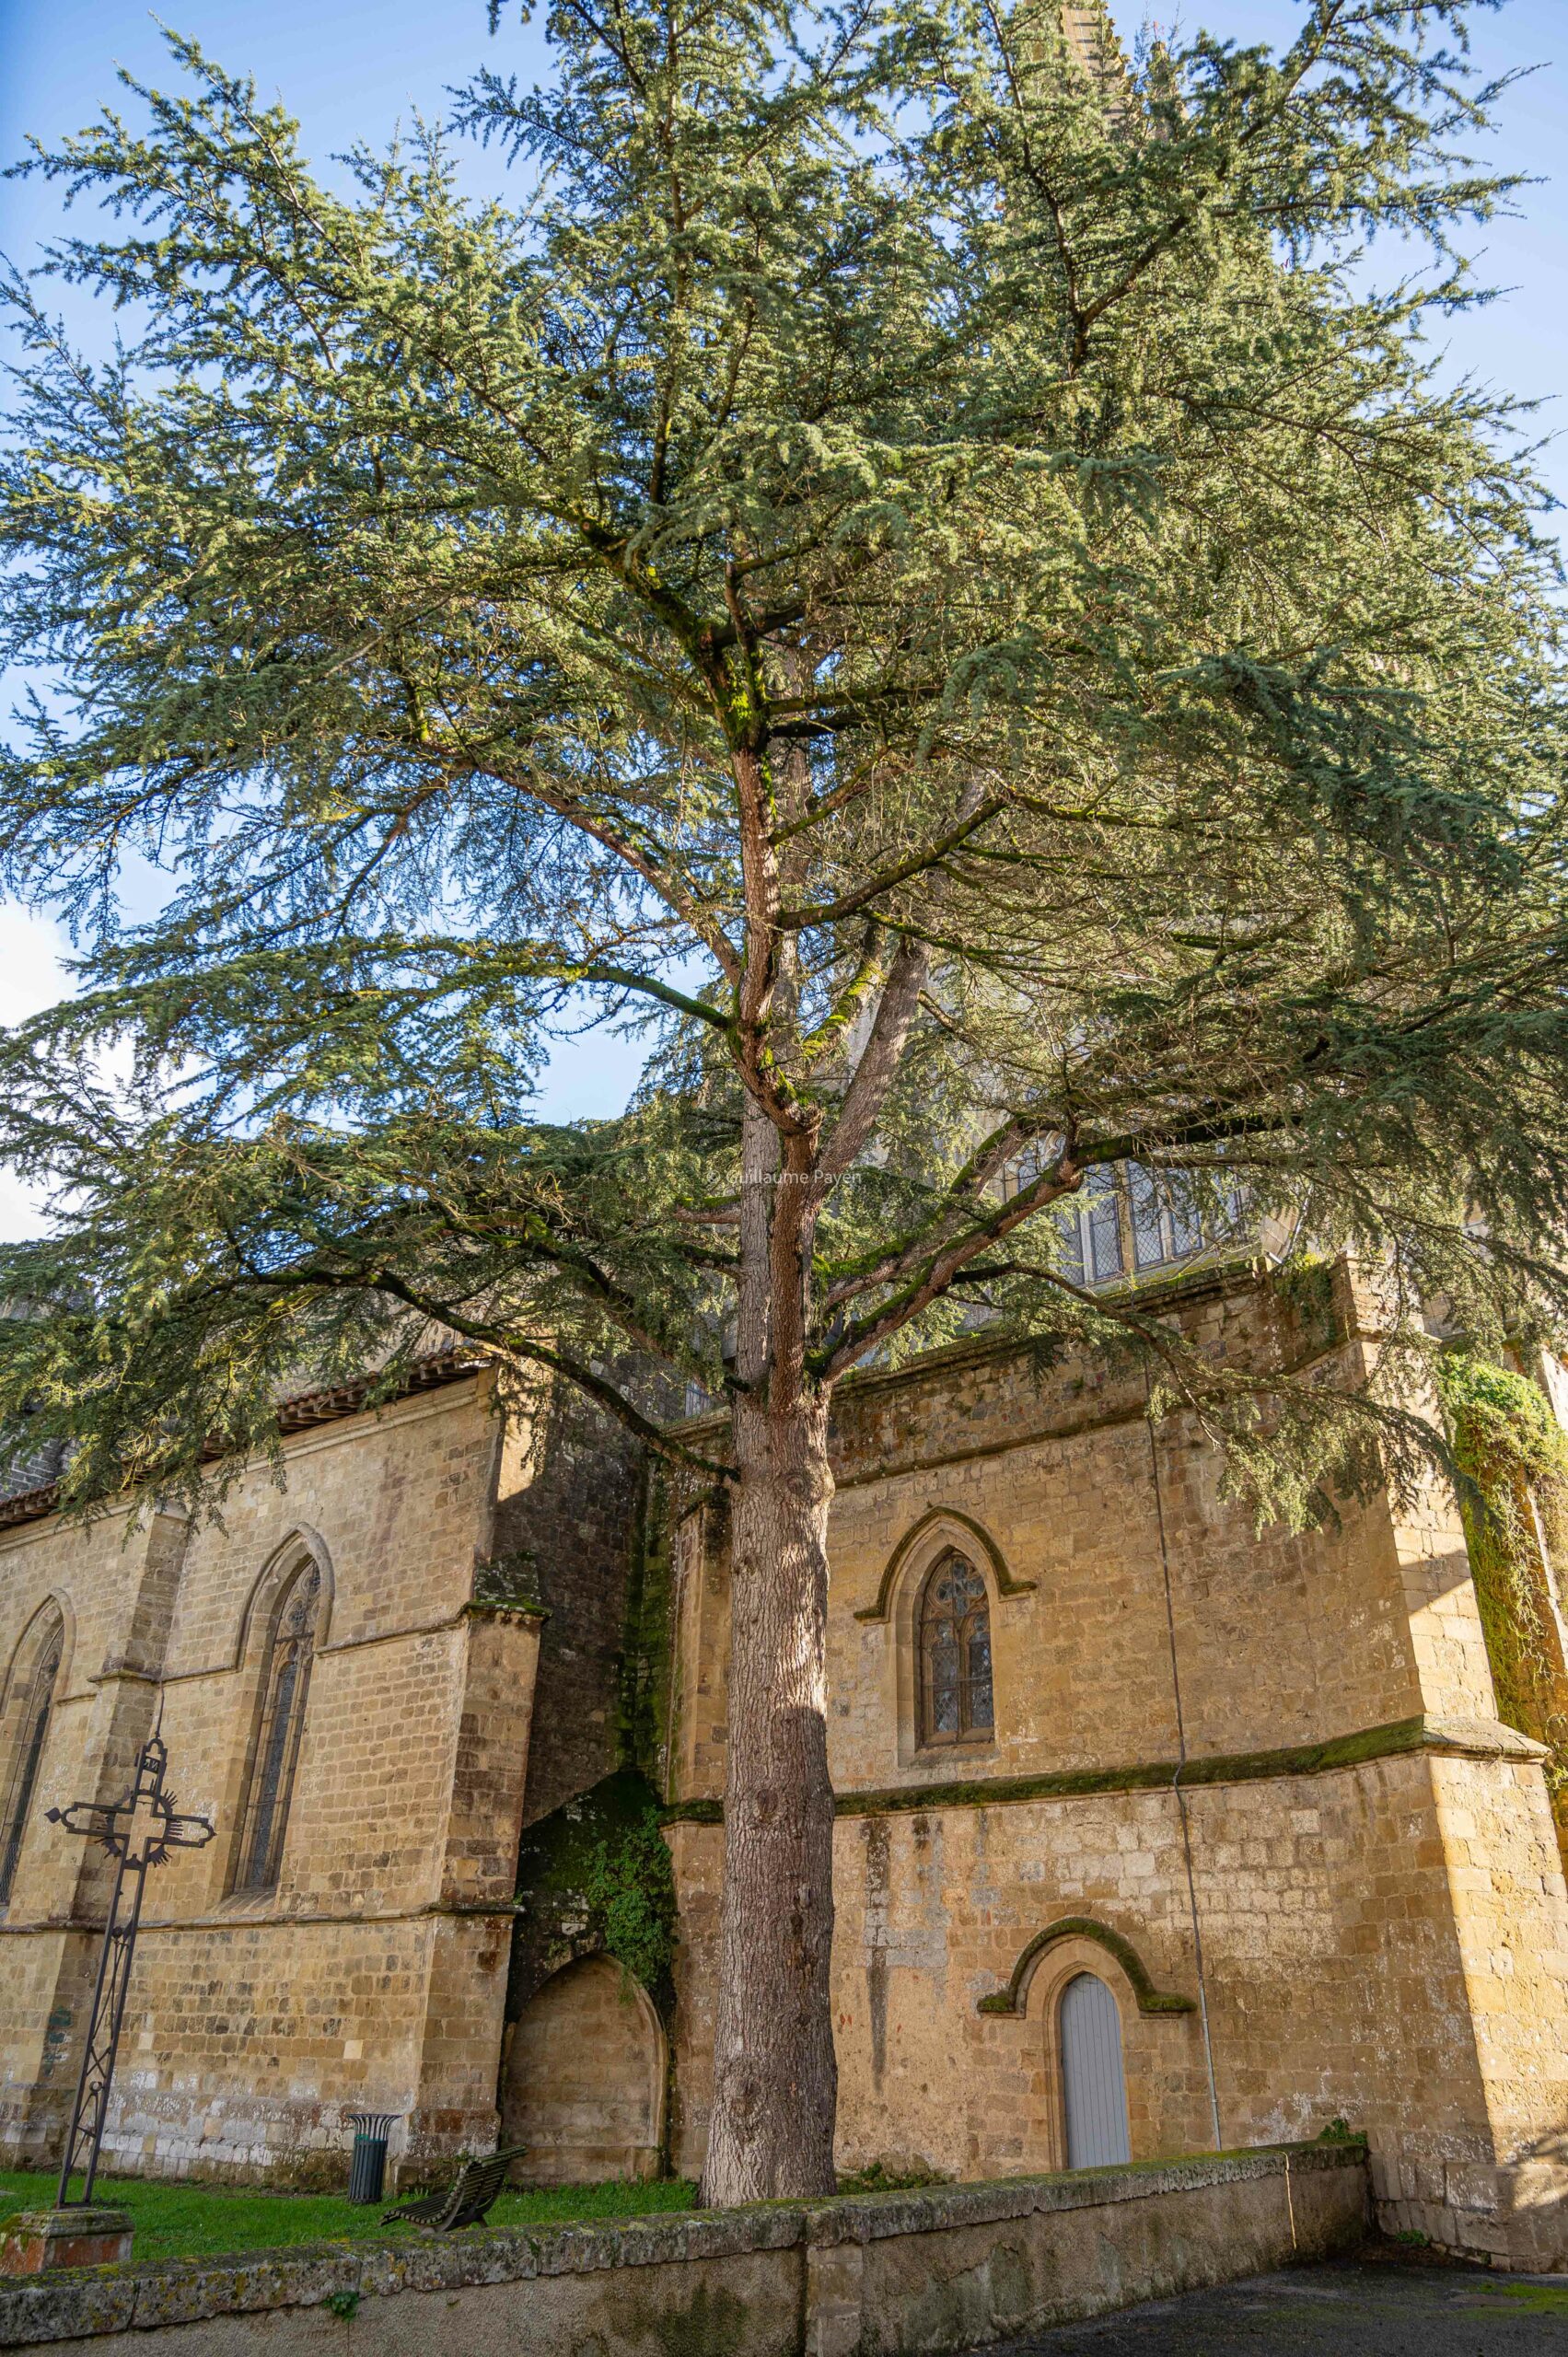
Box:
[46,1730,215,2207]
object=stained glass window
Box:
[918,1553,993,1747]
[233,1562,320,1895]
[0,1613,63,1903]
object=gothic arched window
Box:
[233,1561,320,1895]
[0,1609,64,1903]
[917,1552,993,1747]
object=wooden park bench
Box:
[381,2145,528,2233]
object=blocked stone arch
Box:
[978,1916,1195,2020]
[857,1507,1028,1769]
[499,1955,668,2185]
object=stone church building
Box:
[4,1237,1568,2274]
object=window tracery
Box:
[917,1551,993,1747]
[0,1609,64,1903]
[232,1560,320,1894]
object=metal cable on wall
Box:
[1144,1379,1224,2152]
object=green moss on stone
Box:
[662,1795,723,1826]
[1438,1351,1568,1862]
[472,1549,548,1610]
[1482,2285,1568,2314]
[835,2160,952,2194]
[978,1916,1195,2016]
[618,1464,674,1784]
[510,1770,678,2017]
[659,1715,1487,1832]
[1271,1252,1341,1347]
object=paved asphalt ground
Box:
[977,2258,1568,2353]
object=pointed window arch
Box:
[0,1607,64,1903]
[232,1558,321,1895]
[917,1550,993,1747]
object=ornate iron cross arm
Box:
[48,1799,130,1851]
[46,1731,215,2208]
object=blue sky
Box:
[0,0,1561,1223]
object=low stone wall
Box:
[0,2142,1367,2357]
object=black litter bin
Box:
[344,2112,399,2204]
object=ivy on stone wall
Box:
[581,1811,679,1999]
[509,1769,678,2019]
[1437,1352,1568,1847]
[617,1464,674,1786]
[473,1548,545,1609]
[1272,1252,1340,1350]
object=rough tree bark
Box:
[700,942,842,2199]
[701,1386,839,2201]
[699,695,950,2200]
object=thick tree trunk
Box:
[699,1387,838,2202]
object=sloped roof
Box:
[0,1348,482,1533]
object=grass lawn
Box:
[0,2168,697,2268]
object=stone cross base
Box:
[0,2209,134,2274]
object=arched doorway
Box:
[501,1956,665,2182]
[1059,1972,1131,2168]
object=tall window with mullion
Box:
[917,1552,993,1747]
[0,1609,64,1904]
[232,1561,320,1895]
[1128,1163,1205,1271]
[1005,1155,1237,1287]
[1057,1167,1125,1286]
[1128,1163,1240,1272]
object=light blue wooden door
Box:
[1060,1972,1131,2168]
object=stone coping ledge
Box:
[668,1254,1269,1443]
[0,2142,1365,2347]
[664,1713,1545,1827]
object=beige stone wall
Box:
[0,2146,1370,2357]
[0,1927,75,2166]
[5,1257,1565,2269]
[0,1501,181,2162]
[0,1376,545,2184]
[669,1280,1492,1817]
[501,1954,667,2183]
[488,1385,642,1829]
[0,1507,179,1934]
[1423,1750,1568,2266]
[667,1749,1568,2263]
[663,1271,1568,2267]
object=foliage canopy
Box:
[0,0,1565,1523]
